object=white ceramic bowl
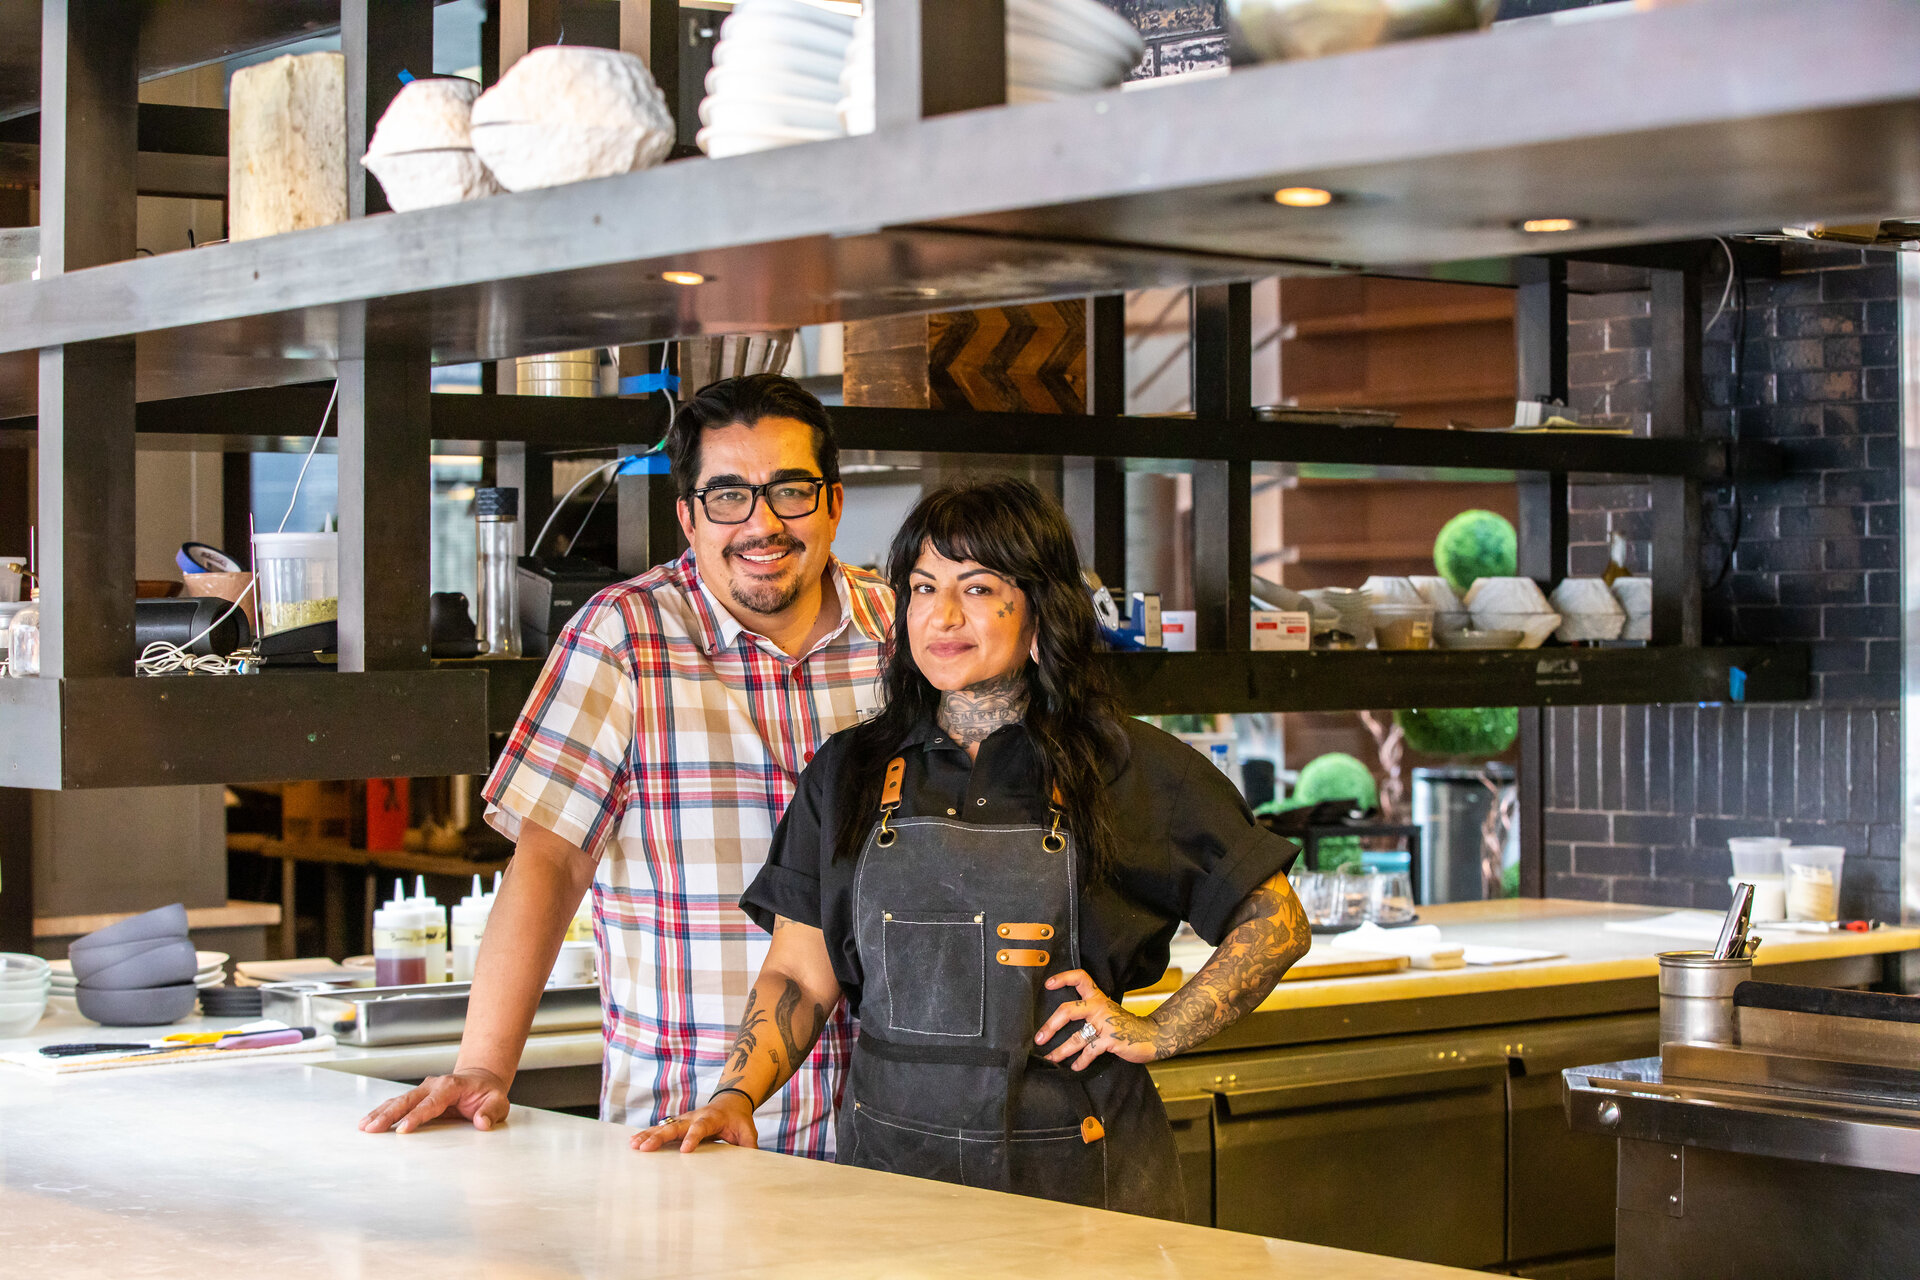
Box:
[732,0,860,29]
[1011,0,1147,65]
[1435,628,1525,650]
[706,64,842,105]
[697,124,841,158]
[711,38,847,82]
[0,994,47,1037]
[718,8,854,57]
[699,94,843,134]
[1472,611,1562,649]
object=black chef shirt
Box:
[742,714,1299,1020]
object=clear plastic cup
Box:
[1727,836,1789,881]
[1783,845,1846,922]
[1365,872,1417,924]
[253,532,339,636]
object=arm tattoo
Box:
[936,670,1029,749]
[773,976,826,1074]
[717,986,766,1092]
[1145,876,1311,1060]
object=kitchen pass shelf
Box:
[0,0,1917,417]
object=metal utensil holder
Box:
[1658,950,1752,1047]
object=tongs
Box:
[1714,883,1758,960]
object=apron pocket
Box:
[882,910,984,1038]
[849,1103,966,1186]
[1006,1123,1109,1211]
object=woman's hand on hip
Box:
[631,1092,759,1154]
[1034,969,1163,1069]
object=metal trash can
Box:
[1411,764,1514,904]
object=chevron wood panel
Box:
[844,303,1087,413]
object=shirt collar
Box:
[687,553,878,659]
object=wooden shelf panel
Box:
[1286,300,1514,337]
[0,670,491,790]
[1107,646,1809,717]
[478,646,1810,731]
[0,0,1914,418]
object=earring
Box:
[1030,638,1040,663]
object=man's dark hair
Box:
[664,373,840,499]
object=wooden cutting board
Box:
[1161,942,1409,984]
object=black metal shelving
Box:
[3,0,1878,794]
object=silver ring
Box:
[1078,1022,1098,1043]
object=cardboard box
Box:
[1252,610,1311,651]
[1161,610,1196,652]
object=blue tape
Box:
[1729,666,1747,702]
[398,69,416,85]
[618,372,680,396]
[616,454,671,475]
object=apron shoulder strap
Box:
[881,756,905,810]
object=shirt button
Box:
[946,808,957,816]
[803,750,814,764]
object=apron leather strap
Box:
[881,757,905,809]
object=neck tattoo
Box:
[937,670,1029,749]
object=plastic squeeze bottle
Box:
[451,875,488,983]
[373,879,427,986]
[412,875,449,983]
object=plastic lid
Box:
[475,487,519,519]
[254,531,339,558]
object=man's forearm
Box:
[454,831,595,1087]
[1144,875,1312,1060]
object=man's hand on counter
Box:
[631,1091,759,1154]
[359,1068,513,1135]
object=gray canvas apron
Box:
[836,756,1185,1220]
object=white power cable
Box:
[1704,236,1737,336]
[136,381,339,675]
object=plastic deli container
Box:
[253,532,339,636]
[1783,845,1846,922]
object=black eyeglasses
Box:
[687,475,827,525]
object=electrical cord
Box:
[530,346,679,558]
[135,381,339,675]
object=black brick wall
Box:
[1546,244,1904,920]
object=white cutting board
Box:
[1165,941,1408,982]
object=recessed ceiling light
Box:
[661,270,706,286]
[1273,186,1334,208]
[1517,217,1582,234]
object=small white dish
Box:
[711,34,848,81]
[706,64,843,105]
[699,94,843,133]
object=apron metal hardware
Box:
[996,948,1049,967]
[877,756,906,847]
[1041,809,1066,854]
[997,922,1053,940]
[1080,1116,1105,1144]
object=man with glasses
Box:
[361,374,892,1158]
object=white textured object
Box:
[1548,577,1626,643]
[367,76,483,153]
[228,52,347,242]
[363,149,502,211]
[1408,574,1471,636]
[1465,577,1559,648]
[470,46,674,191]
[1359,575,1424,606]
[1611,576,1652,641]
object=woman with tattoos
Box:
[634,478,1312,1220]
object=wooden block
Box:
[843,304,1086,413]
[229,52,347,242]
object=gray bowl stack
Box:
[68,904,200,1026]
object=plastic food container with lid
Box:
[253,531,339,636]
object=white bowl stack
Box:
[0,952,52,1037]
[841,0,1146,137]
[700,0,855,158]
[362,76,503,211]
[471,46,676,190]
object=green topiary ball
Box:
[1395,707,1519,758]
[1293,752,1379,808]
[1288,752,1379,872]
[1433,509,1517,594]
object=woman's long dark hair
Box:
[832,477,1127,882]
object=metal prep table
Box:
[1564,983,1920,1280]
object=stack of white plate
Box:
[48,958,77,1000]
[841,0,1145,136]
[0,953,52,1036]
[195,950,230,990]
[699,0,854,158]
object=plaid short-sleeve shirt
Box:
[482,551,892,1157]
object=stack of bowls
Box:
[68,904,200,1027]
[361,76,503,212]
[700,0,854,158]
[841,0,1146,136]
[0,953,52,1037]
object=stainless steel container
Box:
[675,332,795,398]
[266,979,601,1046]
[1657,950,1751,1046]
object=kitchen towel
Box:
[1328,923,1466,969]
